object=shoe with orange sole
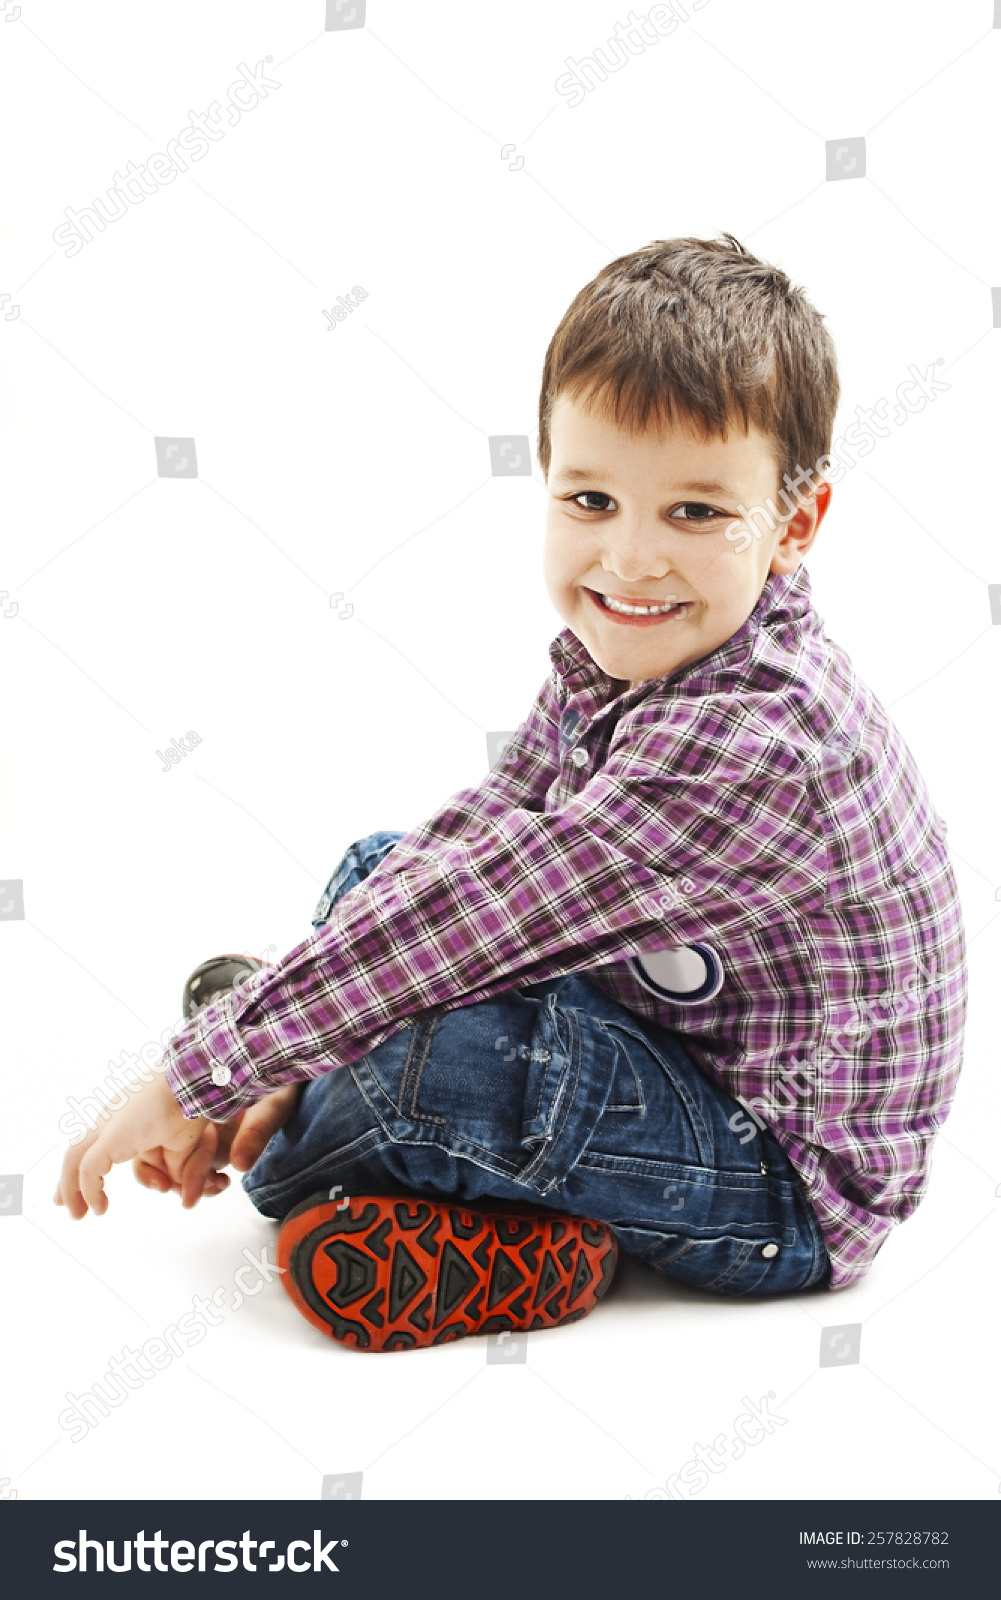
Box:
[276,1192,619,1352]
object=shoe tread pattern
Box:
[278,1195,618,1353]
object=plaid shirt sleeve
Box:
[161,698,828,1122]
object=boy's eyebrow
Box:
[552,467,737,495]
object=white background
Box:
[1,0,998,1502]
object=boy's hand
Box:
[55,1072,218,1218]
[131,1084,301,1204]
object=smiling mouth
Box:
[584,588,691,622]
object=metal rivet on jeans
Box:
[761,1242,779,1259]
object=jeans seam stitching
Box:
[522,1003,582,1186]
[597,1017,713,1162]
[413,1019,447,1123]
[398,1016,438,1120]
[577,1151,794,1189]
[703,1238,758,1291]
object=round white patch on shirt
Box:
[630,943,725,1004]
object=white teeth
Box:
[599,593,683,616]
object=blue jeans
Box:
[244,832,830,1297]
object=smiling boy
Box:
[544,395,812,689]
[57,234,968,1352]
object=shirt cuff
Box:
[161,988,267,1121]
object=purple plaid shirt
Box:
[162,565,968,1289]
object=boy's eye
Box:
[566,494,726,523]
[569,491,616,512]
[673,502,723,522]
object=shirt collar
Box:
[548,565,815,700]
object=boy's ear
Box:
[771,479,833,572]
[812,478,833,530]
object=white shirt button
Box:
[210,1064,232,1086]
[571,748,588,767]
[761,1243,779,1259]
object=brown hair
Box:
[537,234,840,497]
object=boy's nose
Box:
[599,529,673,583]
[600,562,673,586]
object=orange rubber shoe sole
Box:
[276,1193,619,1352]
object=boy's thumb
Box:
[229,1087,298,1171]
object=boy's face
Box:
[543,392,830,689]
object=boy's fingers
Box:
[133,1157,174,1194]
[178,1124,220,1209]
[229,1086,299,1171]
[57,1130,99,1219]
[131,1154,228,1200]
[78,1146,115,1216]
[227,1130,267,1172]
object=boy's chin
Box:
[564,602,689,683]
[583,637,651,683]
